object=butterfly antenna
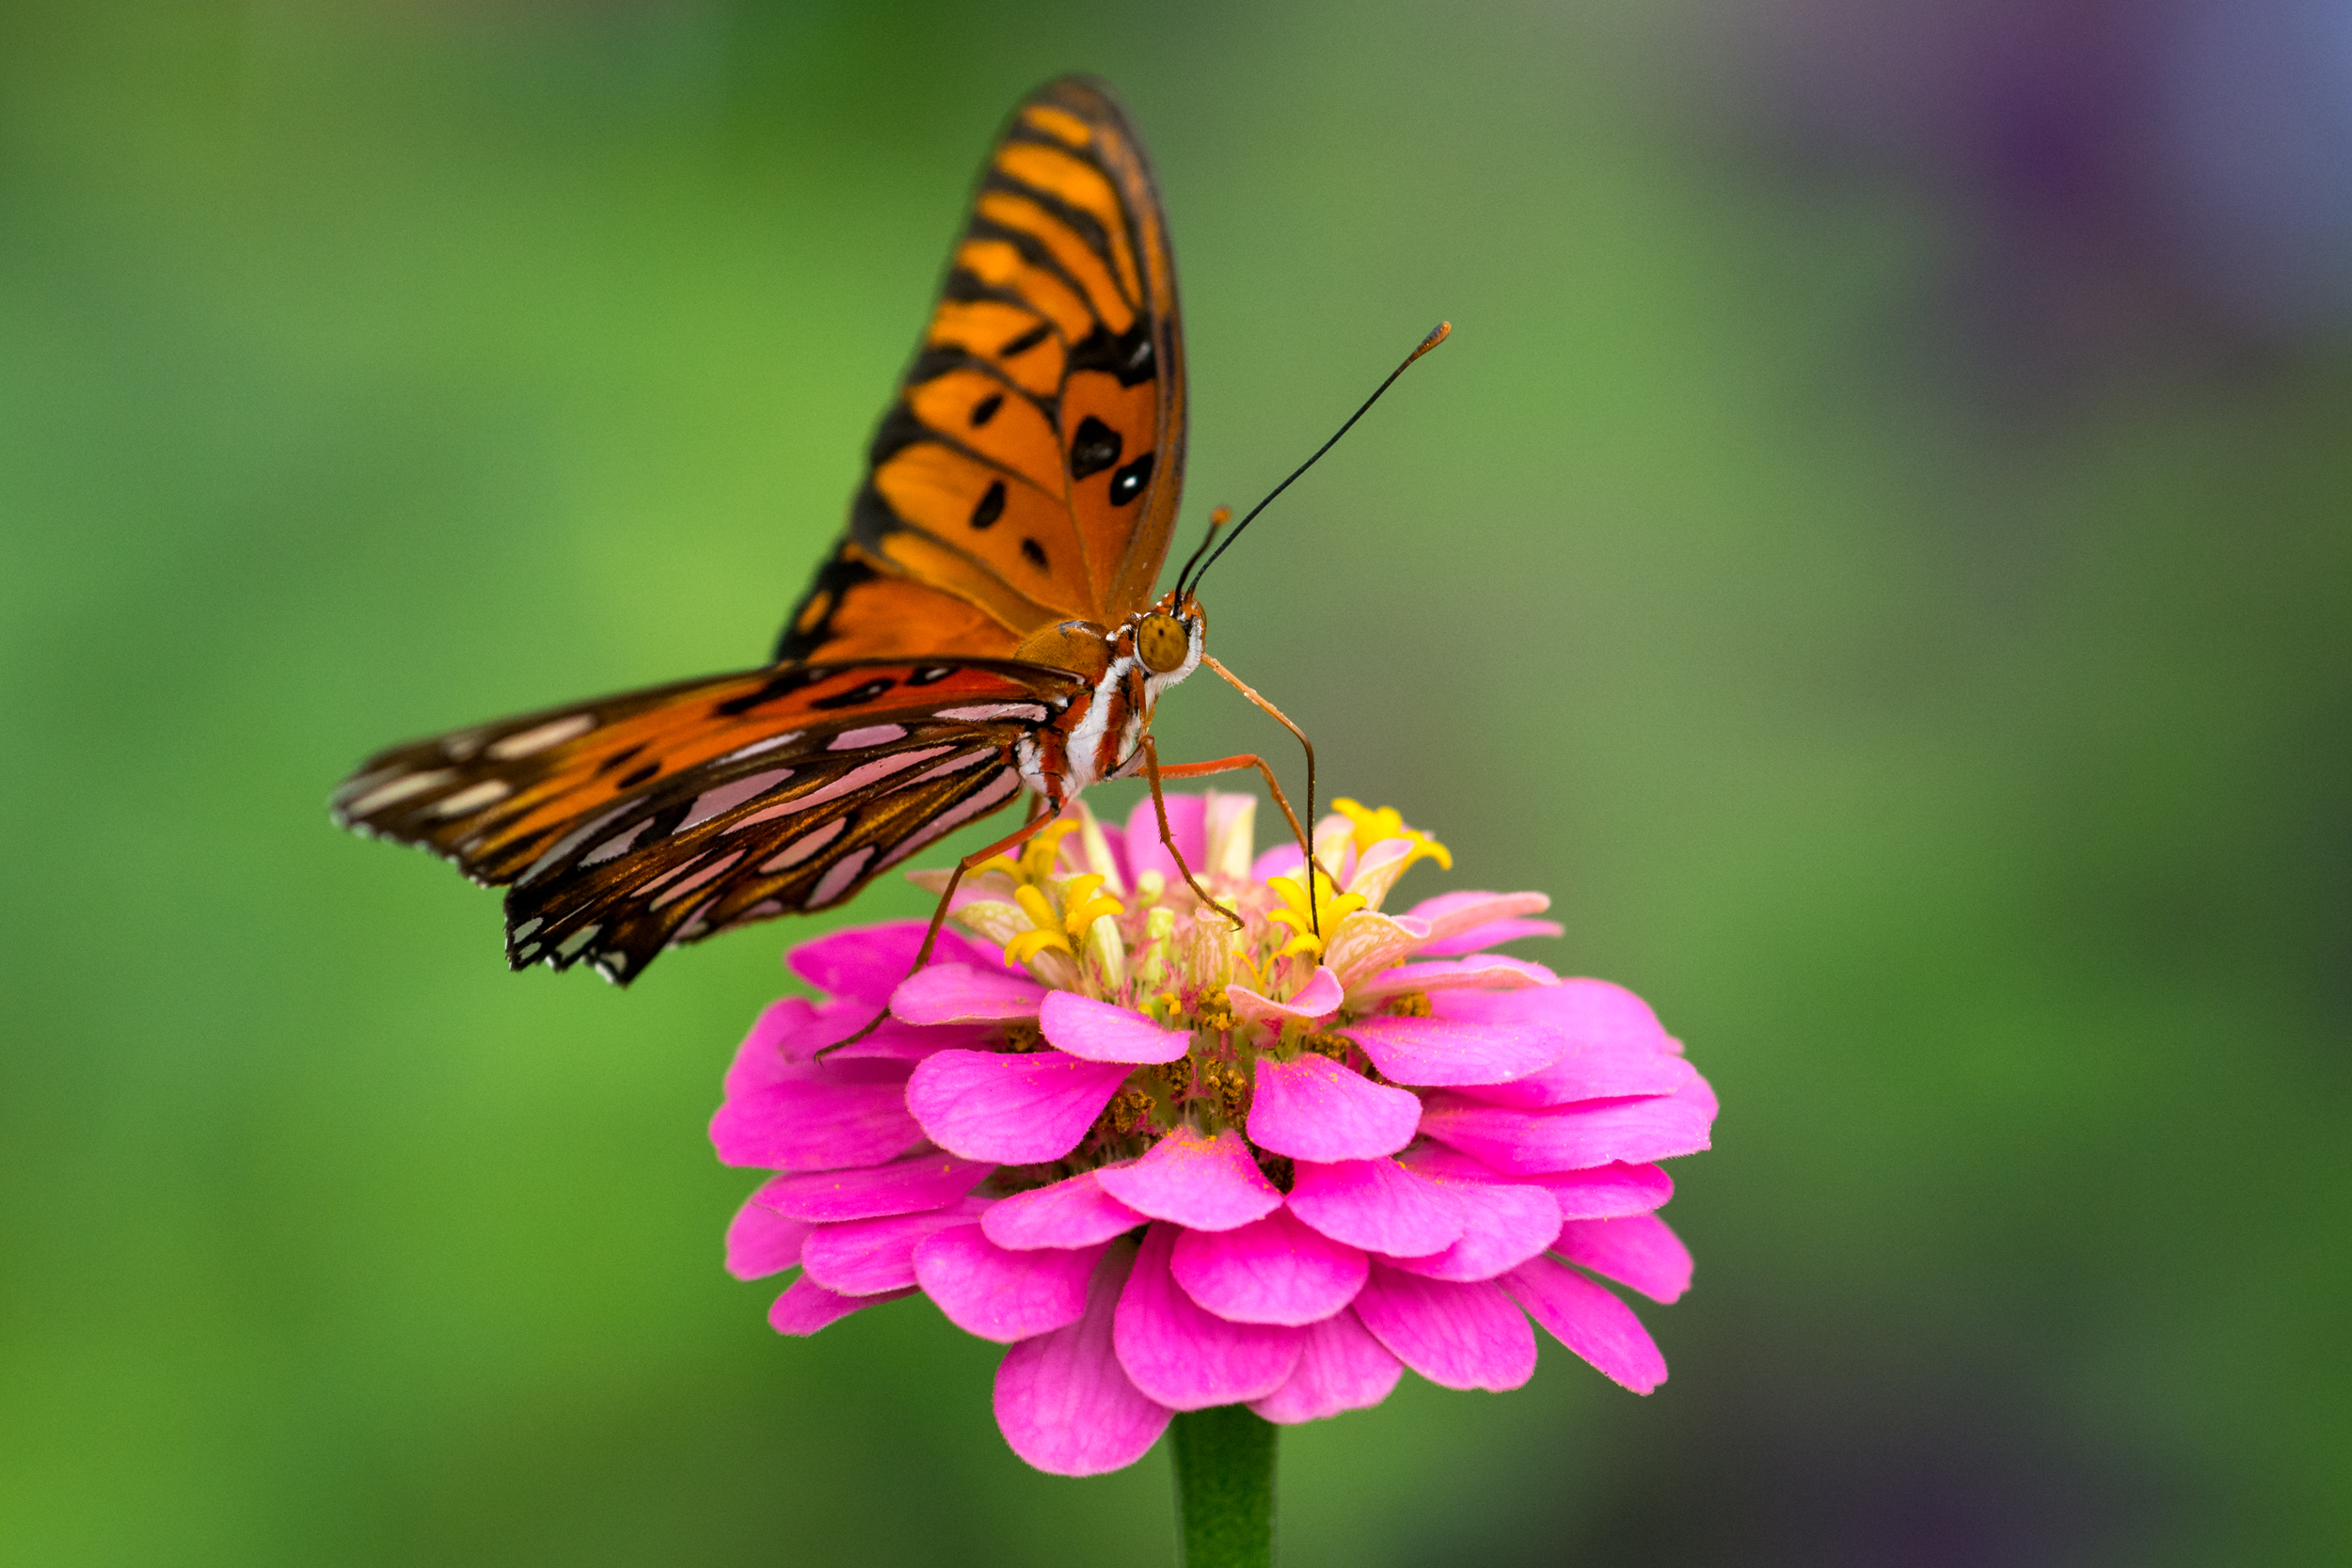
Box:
[1170,505,1232,597]
[1181,321,1452,596]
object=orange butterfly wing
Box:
[333,660,1085,983]
[778,75,1187,663]
[333,77,1187,983]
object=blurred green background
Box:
[6,2,2348,1563]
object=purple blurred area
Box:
[1730,0,2352,388]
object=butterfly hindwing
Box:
[500,723,1034,985]
[333,659,1084,980]
[780,76,1186,664]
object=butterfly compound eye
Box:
[1136,613,1189,674]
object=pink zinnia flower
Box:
[713,791,1715,1476]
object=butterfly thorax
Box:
[1016,590,1204,804]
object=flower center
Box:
[946,791,1453,1192]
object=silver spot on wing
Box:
[680,767,795,830]
[809,846,877,906]
[828,723,910,751]
[345,769,453,816]
[934,703,1050,723]
[487,714,595,760]
[759,816,848,872]
[431,779,512,816]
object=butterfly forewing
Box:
[780,76,1185,664]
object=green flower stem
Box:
[1170,1404,1277,1566]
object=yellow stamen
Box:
[1060,872,1125,932]
[1264,870,1367,959]
[979,819,1083,885]
[1331,797,1453,873]
[1001,863,1128,971]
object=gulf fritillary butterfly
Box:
[332,76,1443,988]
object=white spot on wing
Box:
[517,801,632,885]
[431,779,512,816]
[580,819,652,865]
[488,714,595,760]
[347,770,453,816]
[679,768,794,830]
[721,731,803,763]
[828,723,909,751]
[809,846,877,906]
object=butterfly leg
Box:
[1143,734,1343,936]
[814,806,1065,1057]
[1138,735,1245,928]
[1165,656,1337,934]
[1200,654,1320,870]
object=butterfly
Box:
[333,76,1442,988]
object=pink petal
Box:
[788,920,995,1005]
[1226,966,1343,1036]
[1286,1157,1468,1257]
[1123,792,1205,886]
[730,995,985,1084]
[914,1223,1107,1343]
[1247,1308,1405,1424]
[1113,1223,1304,1409]
[905,1049,1134,1164]
[799,1197,990,1295]
[1347,955,1559,1006]
[1401,890,1552,948]
[1441,980,1689,1107]
[994,1241,1172,1476]
[1247,1053,1422,1162]
[818,1007,996,1064]
[1417,1077,1717,1174]
[1554,1214,1692,1304]
[891,962,1049,1024]
[1343,1013,1565,1087]
[751,1150,990,1223]
[1169,1208,1369,1325]
[1451,1049,1694,1110]
[981,1168,1148,1250]
[1094,1126,1283,1232]
[726,996,820,1094]
[1250,842,1305,883]
[1323,911,1434,992]
[1500,1255,1667,1393]
[1405,1142,1674,1220]
[1415,918,1566,958]
[1394,1140,1518,1184]
[711,1069,920,1172]
[726,1194,813,1280]
[768,1275,914,1336]
[1532,1162,1675,1220]
[1350,1265,1537,1392]
[1379,1182,1561,1282]
[1039,991,1191,1064]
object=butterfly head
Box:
[1133,590,1205,693]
